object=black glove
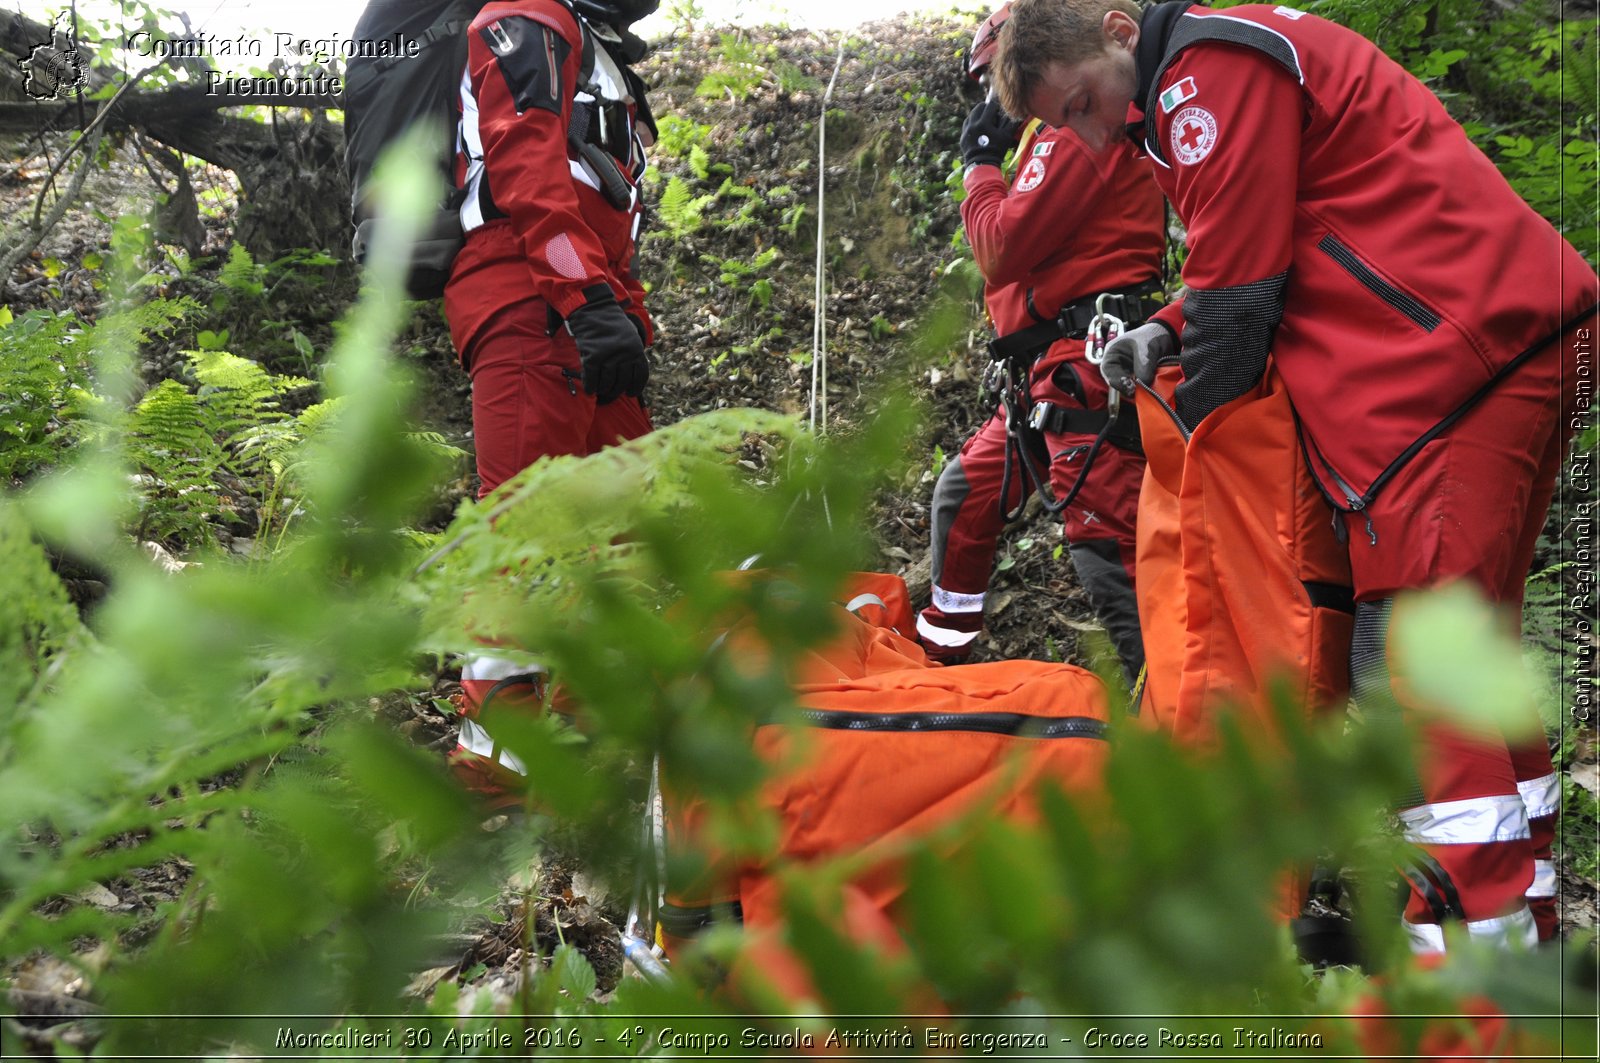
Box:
[1099,321,1177,397]
[566,285,649,404]
[960,98,1022,169]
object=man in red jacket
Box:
[443,0,660,803]
[995,0,1597,950]
[916,2,1166,681]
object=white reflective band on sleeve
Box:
[1517,772,1560,820]
[915,614,980,648]
[569,158,602,193]
[1403,907,1537,955]
[931,585,985,614]
[456,718,528,776]
[1528,859,1557,899]
[462,655,547,684]
[1399,793,1529,845]
[459,68,488,232]
[844,593,887,615]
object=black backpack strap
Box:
[1143,12,1304,167]
[371,2,478,74]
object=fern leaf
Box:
[417,408,800,650]
[0,503,87,709]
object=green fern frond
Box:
[417,408,800,649]
[0,502,87,710]
[127,381,226,543]
[184,350,311,471]
[0,310,93,483]
[656,176,712,238]
[294,399,345,437]
[90,296,200,354]
[189,350,309,397]
[218,243,264,298]
[407,431,466,464]
[130,382,218,459]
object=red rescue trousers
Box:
[1350,319,1591,948]
[448,298,652,806]
[464,300,652,499]
[919,342,1145,677]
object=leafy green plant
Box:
[111,348,315,547]
[1,14,1595,1060]
[0,295,203,490]
[705,247,780,310]
[779,202,807,238]
[0,311,93,486]
[653,115,713,161]
[216,241,266,302]
[695,33,817,101]
[654,175,714,238]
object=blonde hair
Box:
[994,0,1141,118]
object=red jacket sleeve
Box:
[1150,47,1304,424]
[1153,48,1301,292]
[961,124,1119,286]
[467,1,621,319]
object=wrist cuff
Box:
[580,282,617,307]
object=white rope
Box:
[620,752,669,983]
[810,38,846,435]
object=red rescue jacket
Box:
[964,122,1164,334]
[1139,4,1597,511]
[445,0,652,354]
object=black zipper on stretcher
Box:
[789,709,1108,740]
[662,712,1107,935]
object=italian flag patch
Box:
[1159,76,1197,114]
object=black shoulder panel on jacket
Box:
[1144,13,1304,166]
[479,14,573,117]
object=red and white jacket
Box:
[964,122,1165,337]
[445,0,653,354]
[1136,3,1597,508]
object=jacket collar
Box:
[1127,1,1195,138]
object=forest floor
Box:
[1,12,1595,1027]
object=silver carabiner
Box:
[1083,291,1125,365]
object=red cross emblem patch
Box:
[1016,156,1047,193]
[1169,105,1218,165]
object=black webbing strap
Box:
[1398,866,1452,925]
[1030,401,1143,453]
[1398,848,1467,933]
[988,284,1166,363]
[998,389,1126,522]
[479,673,545,711]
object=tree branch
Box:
[0,124,105,292]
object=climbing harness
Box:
[986,286,1162,523]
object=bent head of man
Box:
[994,0,1142,152]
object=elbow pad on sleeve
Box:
[1174,271,1287,427]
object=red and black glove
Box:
[566,284,649,404]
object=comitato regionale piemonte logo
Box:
[19,12,88,101]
